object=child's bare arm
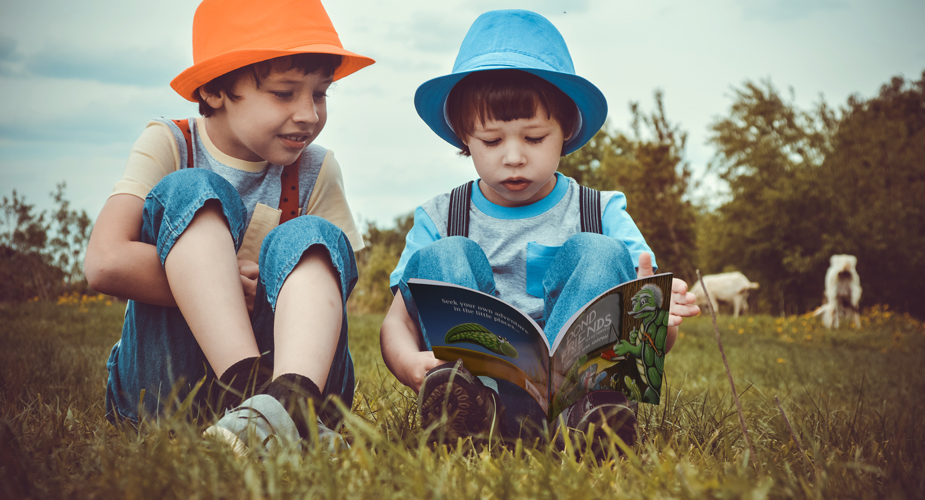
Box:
[380,292,444,393]
[84,194,177,307]
[636,252,699,354]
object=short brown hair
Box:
[197,53,343,117]
[445,69,579,156]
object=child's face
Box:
[203,67,332,165]
[464,108,568,207]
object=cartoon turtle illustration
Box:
[445,323,519,358]
[614,284,668,404]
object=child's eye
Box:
[271,91,293,99]
[313,92,328,101]
[481,138,501,147]
[526,135,547,144]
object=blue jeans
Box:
[396,234,636,438]
[105,169,357,424]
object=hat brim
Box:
[414,67,607,156]
[171,44,375,102]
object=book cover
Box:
[409,273,673,421]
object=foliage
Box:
[0,184,92,302]
[347,213,414,314]
[704,73,925,317]
[2,304,924,498]
[819,74,925,317]
[560,91,698,282]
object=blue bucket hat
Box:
[414,9,607,156]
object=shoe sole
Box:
[419,366,496,441]
[203,424,249,457]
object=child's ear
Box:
[199,87,226,111]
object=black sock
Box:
[265,373,323,439]
[210,356,273,414]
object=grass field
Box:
[1,296,923,499]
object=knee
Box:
[546,233,635,287]
[260,216,356,295]
[146,170,245,230]
[418,235,481,260]
[561,232,630,261]
[404,236,492,291]
[408,236,488,274]
[151,169,237,202]
[141,169,246,253]
[262,216,352,263]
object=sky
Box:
[1,0,923,232]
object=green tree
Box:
[705,80,838,314]
[705,73,925,317]
[0,183,92,301]
[347,213,414,314]
[560,90,698,282]
[819,73,925,317]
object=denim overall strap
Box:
[447,181,473,237]
[169,118,301,223]
[277,163,300,224]
[579,185,602,234]
[447,180,603,235]
[170,119,195,169]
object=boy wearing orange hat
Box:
[380,10,699,455]
[84,0,373,452]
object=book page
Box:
[548,274,673,417]
[408,279,551,412]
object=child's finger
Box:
[673,291,697,307]
[671,302,700,318]
[237,258,259,280]
[636,252,654,278]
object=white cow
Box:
[813,254,862,329]
[691,271,760,318]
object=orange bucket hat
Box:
[171,0,375,102]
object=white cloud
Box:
[23,43,187,87]
[0,76,196,144]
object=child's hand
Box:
[238,258,259,313]
[636,252,700,353]
[666,277,700,325]
[397,351,445,394]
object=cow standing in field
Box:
[691,272,760,318]
[814,254,862,329]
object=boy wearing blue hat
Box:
[380,10,699,449]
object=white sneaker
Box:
[204,394,348,456]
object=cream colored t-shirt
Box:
[112,118,365,258]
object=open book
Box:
[409,273,673,421]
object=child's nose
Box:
[502,144,526,167]
[292,99,320,124]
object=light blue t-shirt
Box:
[390,173,655,320]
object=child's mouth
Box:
[501,179,530,191]
[279,134,309,149]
